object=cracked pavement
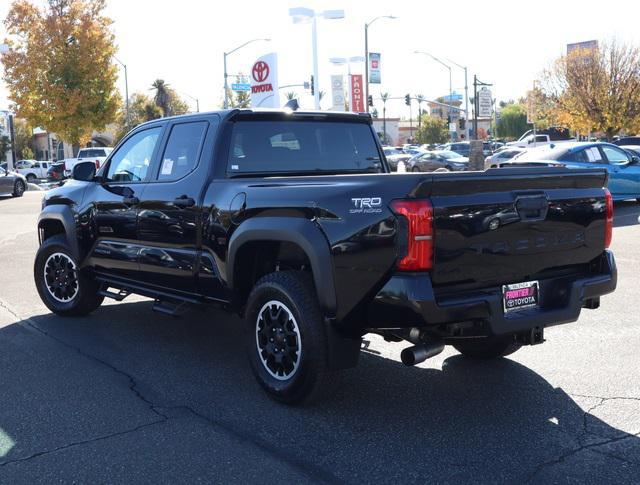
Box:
[0,192,639,484]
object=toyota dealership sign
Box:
[250,53,280,108]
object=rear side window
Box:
[79,149,106,158]
[156,122,208,181]
[228,120,382,174]
[566,149,590,163]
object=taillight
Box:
[604,188,613,248]
[390,199,434,271]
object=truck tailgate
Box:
[415,168,609,290]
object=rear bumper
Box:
[367,250,617,336]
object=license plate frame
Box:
[502,280,539,313]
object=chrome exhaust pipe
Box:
[401,342,445,366]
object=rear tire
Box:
[12,180,25,197]
[26,174,37,183]
[245,271,334,405]
[34,236,104,316]
[453,335,522,359]
[411,166,420,172]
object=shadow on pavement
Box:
[613,201,640,228]
[0,301,638,483]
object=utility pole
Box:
[223,38,271,109]
[382,98,387,144]
[409,102,413,141]
[473,75,478,140]
[114,56,129,128]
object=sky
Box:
[2,0,640,119]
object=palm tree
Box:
[285,91,297,101]
[151,79,171,117]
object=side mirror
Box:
[72,161,96,181]
[630,155,640,165]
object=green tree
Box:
[415,114,449,144]
[21,146,34,159]
[114,92,162,142]
[0,135,11,162]
[13,118,35,159]
[2,0,121,146]
[285,91,297,101]
[166,88,189,116]
[150,80,189,117]
[225,89,251,108]
[496,103,529,140]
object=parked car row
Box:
[495,141,640,202]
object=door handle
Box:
[173,195,195,208]
[123,196,139,204]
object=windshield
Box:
[228,120,382,175]
[383,148,402,156]
[438,150,465,160]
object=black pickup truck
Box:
[35,110,616,403]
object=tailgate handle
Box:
[516,195,548,222]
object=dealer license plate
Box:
[502,280,539,313]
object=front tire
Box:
[245,271,334,404]
[34,236,104,316]
[26,174,37,183]
[453,335,522,359]
[12,180,25,197]
[411,166,420,172]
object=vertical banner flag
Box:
[369,53,381,84]
[331,75,345,111]
[250,53,280,108]
[350,74,364,112]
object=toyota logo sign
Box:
[252,61,270,83]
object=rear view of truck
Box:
[367,167,616,364]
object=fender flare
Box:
[227,217,337,314]
[37,205,80,260]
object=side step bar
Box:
[152,299,189,317]
[98,288,130,301]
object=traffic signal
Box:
[459,118,466,130]
[405,94,411,106]
[310,75,314,95]
[368,95,373,107]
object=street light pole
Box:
[415,51,453,140]
[364,23,369,112]
[223,38,271,109]
[113,56,129,128]
[364,15,396,113]
[445,57,469,139]
[181,92,200,112]
[290,8,345,111]
[312,15,320,109]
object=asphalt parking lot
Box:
[0,191,639,484]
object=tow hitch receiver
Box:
[521,326,545,345]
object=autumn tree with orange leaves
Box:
[535,40,640,140]
[1,0,120,147]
